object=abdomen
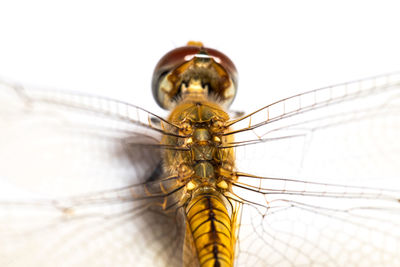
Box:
[185,191,235,267]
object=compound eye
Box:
[151,42,238,110]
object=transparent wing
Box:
[228,73,400,266]
[0,81,187,267]
[1,73,400,267]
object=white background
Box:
[0,0,399,116]
[1,2,400,266]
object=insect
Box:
[0,42,400,267]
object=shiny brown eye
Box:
[151,42,238,110]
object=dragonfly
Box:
[0,42,400,267]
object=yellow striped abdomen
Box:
[186,192,235,267]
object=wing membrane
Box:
[228,73,400,266]
[230,73,400,181]
[0,80,187,267]
[227,73,400,137]
[1,74,400,267]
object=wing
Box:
[2,73,400,267]
[0,81,186,267]
[227,73,400,266]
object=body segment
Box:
[154,42,240,266]
[161,97,238,266]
